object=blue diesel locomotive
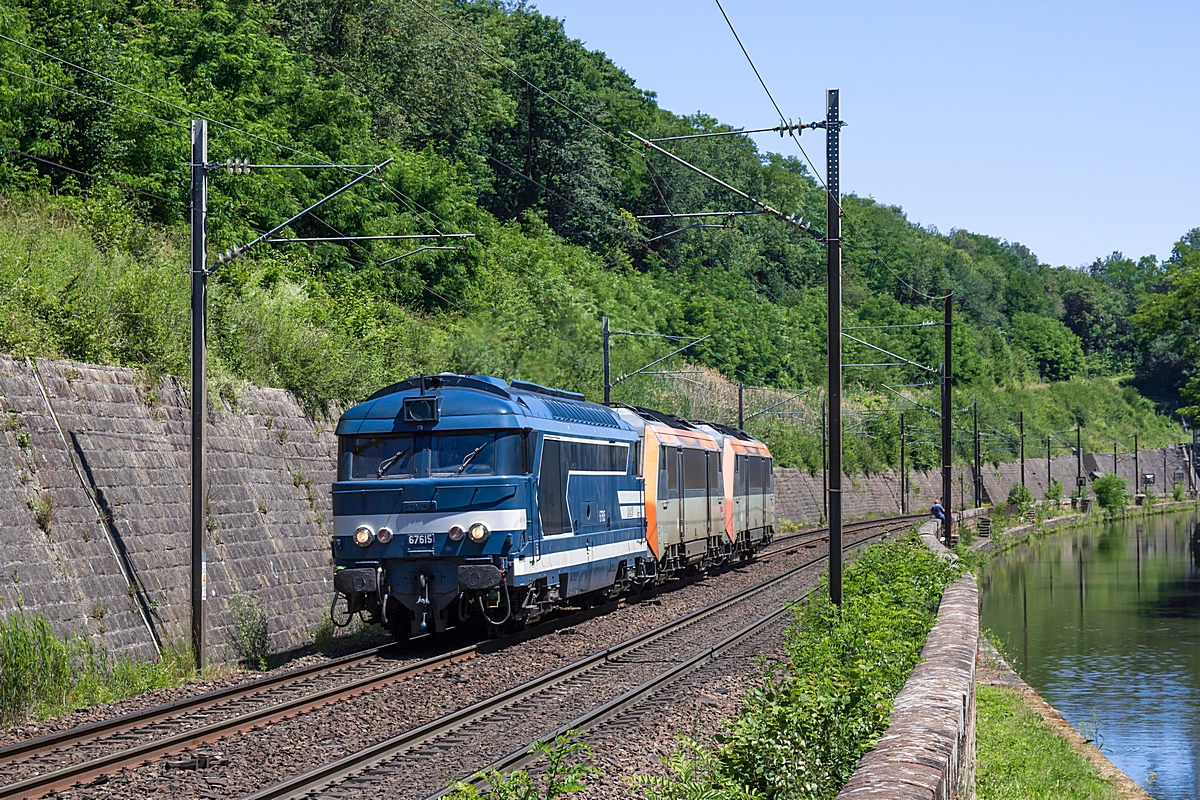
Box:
[330,373,774,639]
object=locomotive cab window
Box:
[339,431,524,480]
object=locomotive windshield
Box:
[340,431,524,480]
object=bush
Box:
[634,536,960,800]
[1172,482,1187,502]
[1092,473,1128,513]
[228,593,270,670]
[1006,483,1034,511]
[1045,477,1063,504]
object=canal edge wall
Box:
[972,499,1199,558]
[836,520,978,800]
[977,635,1153,799]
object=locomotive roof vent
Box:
[542,398,620,429]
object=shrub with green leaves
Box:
[1045,477,1064,504]
[634,535,960,800]
[1091,473,1127,513]
[0,614,191,724]
[446,731,597,800]
[1006,483,1034,511]
[228,593,270,670]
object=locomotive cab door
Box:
[658,445,682,558]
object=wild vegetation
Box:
[0,614,192,725]
[634,535,960,799]
[0,0,1193,467]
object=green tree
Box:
[1091,473,1127,513]
[1009,313,1085,381]
[1131,229,1200,420]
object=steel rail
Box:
[426,522,906,798]
[0,645,476,800]
[245,517,916,800]
[762,513,926,556]
[0,641,400,765]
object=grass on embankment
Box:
[0,614,192,727]
[977,684,1124,800]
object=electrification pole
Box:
[973,398,980,508]
[1114,442,1118,476]
[1185,431,1195,494]
[602,316,610,405]
[825,89,844,605]
[941,291,953,544]
[821,397,827,522]
[1047,435,1052,493]
[899,412,906,514]
[1019,411,1025,489]
[1076,424,1083,496]
[1134,433,1140,496]
[189,120,208,672]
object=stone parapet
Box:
[836,533,978,800]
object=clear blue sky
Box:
[531,0,1199,269]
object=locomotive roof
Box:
[337,373,637,438]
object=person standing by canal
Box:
[931,498,947,541]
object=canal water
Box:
[980,508,1200,800]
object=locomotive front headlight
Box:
[448,525,465,542]
[467,522,489,544]
[376,527,393,544]
[353,525,374,547]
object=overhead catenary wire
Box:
[0,66,188,129]
[709,1,942,303]
[0,144,187,208]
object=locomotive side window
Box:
[765,458,773,491]
[749,457,764,491]
[683,449,706,492]
[539,438,569,535]
[707,451,718,488]
[665,447,679,492]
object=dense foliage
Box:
[0,0,1192,461]
[635,535,960,800]
[1091,474,1128,513]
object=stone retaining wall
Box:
[836,521,979,800]
[0,355,337,661]
[773,466,976,526]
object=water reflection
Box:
[981,510,1200,800]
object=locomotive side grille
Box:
[542,399,619,428]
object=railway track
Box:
[759,513,926,559]
[246,517,914,800]
[0,641,474,800]
[423,520,912,800]
[0,513,921,800]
